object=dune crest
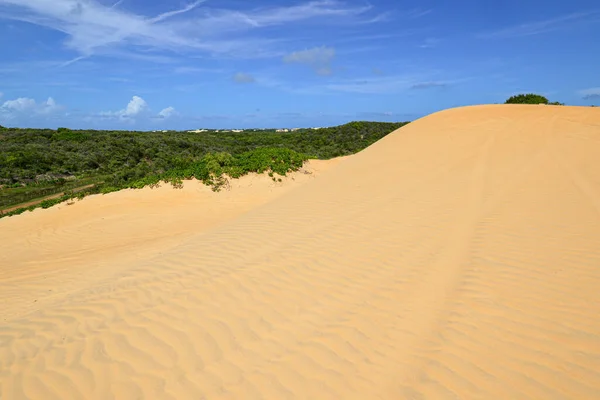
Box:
[1,105,600,399]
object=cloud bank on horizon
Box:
[0,0,599,129]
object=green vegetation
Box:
[98,148,309,194]
[505,93,564,106]
[0,121,407,217]
[505,93,549,104]
[0,176,105,210]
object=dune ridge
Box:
[1,104,600,399]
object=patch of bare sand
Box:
[1,105,600,399]
[0,158,345,319]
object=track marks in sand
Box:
[401,112,600,399]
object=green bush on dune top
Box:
[505,94,549,104]
[505,93,564,106]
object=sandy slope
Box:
[1,104,600,399]
[0,159,343,320]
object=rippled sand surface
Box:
[1,105,599,399]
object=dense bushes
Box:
[0,121,406,187]
[0,147,308,218]
[127,147,309,192]
[505,94,549,104]
[0,121,407,216]
[504,94,565,105]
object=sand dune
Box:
[0,159,343,320]
[1,104,600,399]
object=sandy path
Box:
[1,105,600,399]
[0,183,100,214]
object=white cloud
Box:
[194,1,372,29]
[479,11,600,38]
[124,96,147,116]
[0,96,63,118]
[40,97,62,114]
[100,95,148,120]
[579,87,600,100]
[0,0,204,55]
[283,46,335,75]
[111,0,125,9]
[157,106,177,119]
[0,0,378,60]
[1,97,36,112]
[233,72,255,83]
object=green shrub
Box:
[505,94,549,105]
[53,128,90,142]
[100,186,120,194]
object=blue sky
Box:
[0,0,599,130]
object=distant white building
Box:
[188,129,208,133]
[276,129,289,132]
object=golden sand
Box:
[1,105,599,399]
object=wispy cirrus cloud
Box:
[0,0,379,61]
[478,11,600,38]
[0,0,204,54]
[189,0,372,30]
